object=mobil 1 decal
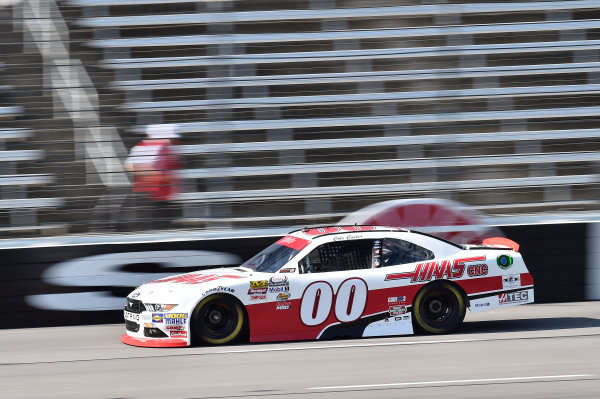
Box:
[300,278,368,326]
[385,256,486,283]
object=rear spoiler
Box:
[482,237,520,252]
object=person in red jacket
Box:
[124,124,182,229]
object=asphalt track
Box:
[1,302,599,399]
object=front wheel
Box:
[412,281,466,334]
[191,294,246,345]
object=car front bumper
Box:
[122,305,191,347]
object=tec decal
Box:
[385,256,486,283]
[499,290,529,304]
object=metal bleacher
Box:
[0,109,62,232]
[0,101,62,232]
[109,62,600,91]
[67,0,600,229]
[0,3,68,236]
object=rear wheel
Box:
[412,281,466,334]
[191,294,245,345]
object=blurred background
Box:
[1,0,600,237]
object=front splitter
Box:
[121,333,188,348]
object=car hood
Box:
[127,267,252,304]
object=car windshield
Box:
[240,243,299,273]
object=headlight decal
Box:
[144,303,178,312]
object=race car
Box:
[121,225,534,347]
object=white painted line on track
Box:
[208,337,492,355]
[307,374,594,391]
[5,333,597,366]
[206,333,598,356]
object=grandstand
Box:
[0,3,64,235]
[2,0,600,235]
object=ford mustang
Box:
[121,225,533,347]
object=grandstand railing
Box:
[111,62,600,91]
[75,1,600,27]
[177,129,600,154]
[177,175,598,202]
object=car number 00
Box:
[300,278,368,326]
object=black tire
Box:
[191,294,246,345]
[412,281,466,334]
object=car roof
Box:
[289,225,402,238]
[285,225,464,250]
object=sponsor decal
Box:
[165,318,187,326]
[276,293,291,301]
[276,301,291,310]
[142,314,151,321]
[474,302,490,308]
[248,287,268,295]
[268,286,290,293]
[165,313,188,319]
[499,290,528,304]
[150,274,243,285]
[269,276,289,286]
[203,286,235,296]
[372,258,381,267]
[467,264,488,277]
[502,274,521,289]
[388,296,407,305]
[279,268,296,273]
[497,254,513,270]
[385,256,486,283]
[250,280,268,289]
[250,295,267,301]
[131,292,140,298]
[389,305,406,316]
[170,331,188,338]
[152,313,164,323]
[166,325,185,330]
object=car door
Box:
[293,236,437,339]
[292,238,381,338]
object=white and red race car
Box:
[121,226,533,347]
